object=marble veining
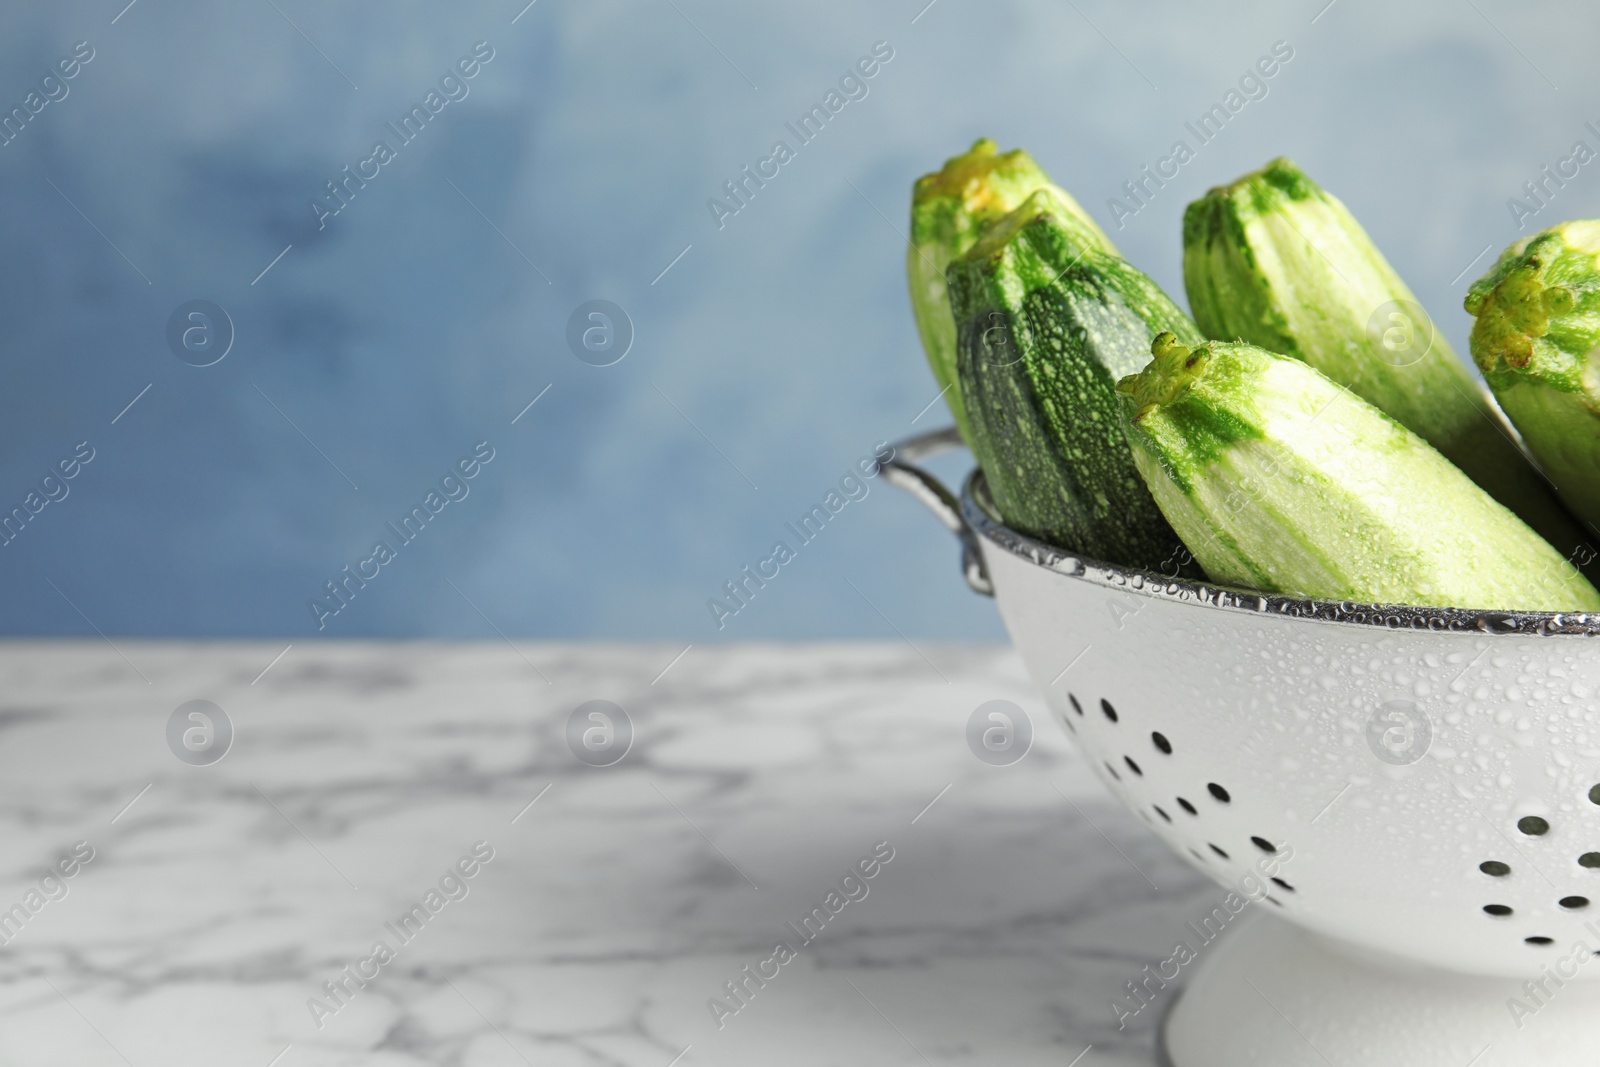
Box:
[0,642,1237,1065]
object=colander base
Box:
[1163,912,1600,1066]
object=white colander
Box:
[886,427,1600,1067]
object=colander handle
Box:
[882,427,993,597]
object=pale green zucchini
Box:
[1467,221,1600,537]
[1117,334,1600,612]
[1182,157,1590,563]
[908,139,1115,445]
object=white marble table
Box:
[0,642,1235,1066]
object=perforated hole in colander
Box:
[1527,936,1556,946]
[1153,805,1172,823]
[1069,694,1083,716]
[1271,877,1295,893]
[1581,853,1600,869]
[1590,784,1600,805]
[1104,762,1121,782]
[1251,836,1277,854]
[1100,699,1118,723]
[1177,797,1198,816]
[1124,756,1142,776]
[1480,860,1511,877]
[1483,904,1513,917]
[1209,843,1229,859]
[1518,815,1551,836]
[1207,783,1231,804]
[1560,896,1591,910]
[1151,732,1172,755]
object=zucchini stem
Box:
[1120,332,1213,422]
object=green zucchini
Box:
[1182,157,1590,561]
[1466,221,1600,536]
[1117,334,1600,612]
[909,139,1115,446]
[946,191,1198,575]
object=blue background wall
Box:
[0,0,1594,639]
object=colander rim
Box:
[960,470,1600,639]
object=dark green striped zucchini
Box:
[946,190,1200,575]
[1118,334,1600,611]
